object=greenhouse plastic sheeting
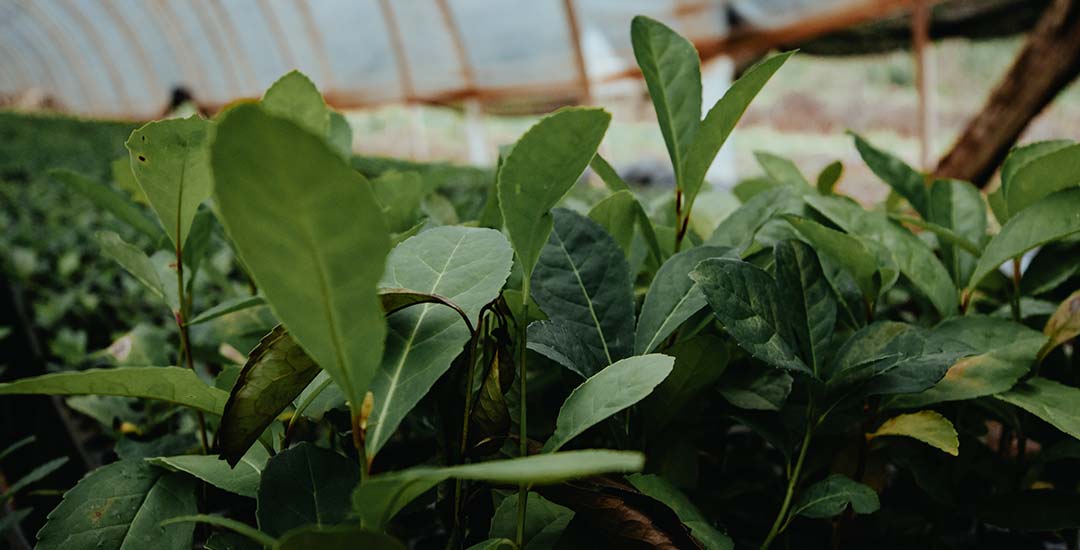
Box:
[0,0,862,119]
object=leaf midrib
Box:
[369,233,468,449]
[552,228,613,365]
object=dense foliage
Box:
[3,16,1080,550]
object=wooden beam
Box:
[935,0,1080,187]
[562,0,591,103]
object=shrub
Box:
[2,16,1080,550]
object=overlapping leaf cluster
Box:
[2,16,1080,550]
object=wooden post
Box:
[935,0,1080,187]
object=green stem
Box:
[175,237,209,454]
[453,314,487,534]
[351,408,369,483]
[1010,257,1023,324]
[516,278,531,547]
[761,412,815,549]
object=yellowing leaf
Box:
[867,410,959,456]
[1041,289,1080,361]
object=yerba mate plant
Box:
[3,15,1080,550]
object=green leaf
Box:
[498,107,611,277]
[370,171,425,233]
[489,493,572,549]
[969,188,1080,289]
[49,169,165,242]
[755,152,809,187]
[631,15,701,186]
[261,71,330,138]
[0,436,34,462]
[212,103,391,411]
[928,178,986,287]
[161,515,276,549]
[0,457,67,502]
[627,474,733,550]
[816,161,843,195]
[718,367,793,411]
[867,410,959,456]
[530,209,635,375]
[95,230,174,311]
[187,295,266,326]
[275,525,405,550]
[646,335,729,432]
[805,194,958,316]
[774,240,836,375]
[37,460,197,550]
[996,377,1080,441]
[467,540,516,550]
[256,443,359,537]
[708,186,804,252]
[215,326,319,466]
[526,320,596,379]
[0,367,228,415]
[1022,241,1080,295]
[1005,142,1080,216]
[691,258,811,374]
[681,52,793,213]
[543,354,674,452]
[851,132,929,217]
[149,444,268,498]
[590,154,630,192]
[887,316,1045,408]
[828,322,967,397]
[327,111,353,158]
[126,115,212,249]
[1040,288,1080,360]
[589,190,639,258]
[367,226,513,456]
[792,474,879,519]
[784,215,879,301]
[353,450,644,528]
[469,345,511,450]
[636,245,732,354]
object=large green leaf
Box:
[680,52,793,213]
[774,240,836,375]
[792,474,879,519]
[636,245,731,354]
[691,258,811,374]
[367,226,513,456]
[526,320,597,379]
[497,108,611,277]
[887,316,1045,408]
[211,103,390,410]
[530,209,635,375]
[805,194,958,316]
[0,367,228,415]
[352,450,644,529]
[718,366,793,411]
[851,133,929,217]
[489,493,572,549]
[256,443,359,537]
[1005,142,1080,216]
[36,460,197,550]
[543,354,674,452]
[275,525,405,550]
[588,189,661,264]
[631,15,701,186]
[996,378,1080,441]
[969,188,1080,289]
[928,178,986,287]
[1041,289,1080,360]
[216,326,319,465]
[370,171,425,234]
[827,322,967,397]
[261,70,330,138]
[627,474,734,550]
[784,216,879,301]
[755,151,809,187]
[645,335,729,432]
[149,444,268,498]
[125,115,212,249]
[49,169,165,242]
[867,410,959,456]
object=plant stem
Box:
[453,314,487,534]
[761,413,815,549]
[1010,257,1023,323]
[174,239,209,454]
[351,410,369,483]
[515,279,531,547]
